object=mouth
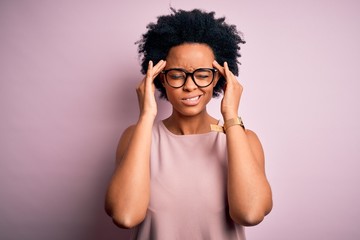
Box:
[181,95,202,106]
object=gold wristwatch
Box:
[223,117,245,131]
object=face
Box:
[162,43,219,117]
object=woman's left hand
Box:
[213,60,243,120]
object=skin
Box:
[105,43,273,228]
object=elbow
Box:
[230,210,265,226]
[104,194,148,229]
[112,213,144,229]
[229,204,272,227]
[106,206,146,229]
[230,191,274,226]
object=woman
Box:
[105,8,272,239]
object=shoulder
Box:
[244,128,263,150]
[121,124,137,139]
[245,128,265,167]
[115,124,136,164]
[245,129,261,143]
[115,121,160,164]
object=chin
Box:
[174,106,208,117]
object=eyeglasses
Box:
[161,68,217,88]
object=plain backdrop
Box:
[1,0,360,239]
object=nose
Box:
[183,74,197,91]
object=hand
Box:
[213,60,243,120]
[136,60,166,119]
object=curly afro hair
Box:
[136,8,246,99]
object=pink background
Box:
[1,0,359,239]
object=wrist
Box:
[139,112,156,123]
[223,116,245,131]
[222,112,239,121]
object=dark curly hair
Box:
[136,8,245,99]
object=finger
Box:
[213,60,225,76]
[224,62,237,84]
[224,62,231,78]
[154,59,166,69]
[146,60,153,78]
[144,60,156,88]
[152,60,166,77]
[222,62,233,88]
[146,60,166,85]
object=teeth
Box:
[185,96,199,101]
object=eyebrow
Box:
[164,67,213,72]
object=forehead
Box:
[166,43,215,69]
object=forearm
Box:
[226,125,272,226]
[105,115,154,228]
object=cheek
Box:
[202,86,215,103]
[164,87,177,102]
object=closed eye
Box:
[169,74,185,80]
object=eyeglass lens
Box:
[165,69,214,88]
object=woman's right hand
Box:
[136,60,166,119]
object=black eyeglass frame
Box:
[161,68,218,88]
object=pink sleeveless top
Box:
[131,121,246,240]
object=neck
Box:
[163,110,217,135]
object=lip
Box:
[181,94,202,106]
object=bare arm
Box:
[105,60,166,228]
[213,60,273,226]
[226,126,273,226]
